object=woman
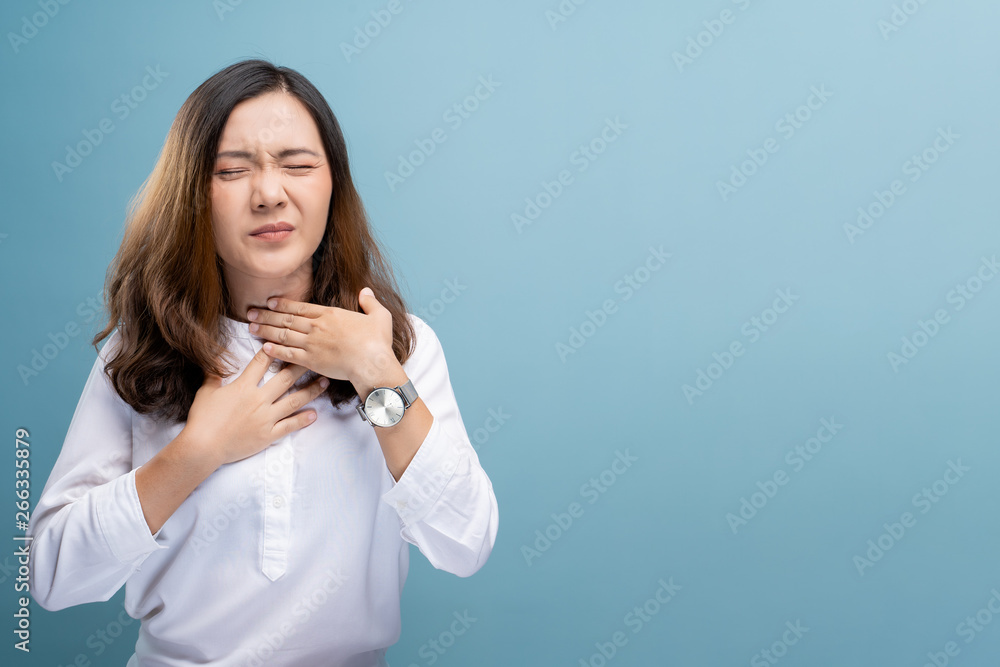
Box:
[26,58,499,666]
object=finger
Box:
[240,347,275,386]
[275,375,329,416]
[272,408,318,440]
[251,308,311,335]
[261,362,312,404]
[263,297,326,319]
[358,286,379,314]
[250,322,309,348]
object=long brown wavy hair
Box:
[93,58,415,422]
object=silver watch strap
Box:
[396,379,417,408]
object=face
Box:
[210,91,332,293]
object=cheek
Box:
[210,190,243,251]
[210,220,241,264]
[211,188,239,221]
[312,183,333,232]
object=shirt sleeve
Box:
[26,329,169,612]
[380,315,499,578]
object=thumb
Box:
[359,286,376,312]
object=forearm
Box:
[350,352,434,482]
[135,428,221,535]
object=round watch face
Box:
[364,388,405,427]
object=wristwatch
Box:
[356,378,418,428]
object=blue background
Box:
[3,0,1000,665]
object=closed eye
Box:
[215,166,313,176]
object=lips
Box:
[250,222,294,235]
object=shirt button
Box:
[273,496,284,508]
[268,361,281,373]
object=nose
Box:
[250,165,287,210]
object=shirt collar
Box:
[221,314,267,345]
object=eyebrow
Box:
[215,148,321,160]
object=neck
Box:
[223,263,313,323]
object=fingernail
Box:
[247,310,257,321]
[320,377,330,388]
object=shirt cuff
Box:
[94,467,169,565]
[381,416,464,526]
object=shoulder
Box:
[404,312,443,349]
[402,313,447,370]
[94,328,133,407]
[97,328,124,367]
[404,312,430,336]
[404,312,431,340]
[70,327,134,416]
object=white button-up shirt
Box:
[26,313,499,666]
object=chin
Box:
[244,254,308,274]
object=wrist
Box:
[174,426,225,474]
[350,346,406,397]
